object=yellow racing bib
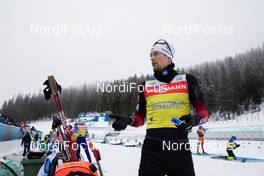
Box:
[144,74,191,129]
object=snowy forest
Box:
[1,44,263,122]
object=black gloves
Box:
[43,79,62,100]
[234,144,240,149]
[106,112,133,131]
[173,115,201,131]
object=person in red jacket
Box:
[109,39,209,176]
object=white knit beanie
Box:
[151,39,175,60]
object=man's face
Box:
[150,51,171,71]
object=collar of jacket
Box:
[154,63,177,83]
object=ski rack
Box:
[45,76,104,176]
[47,75,78,162]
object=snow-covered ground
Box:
[1,139,263,176]
[1,106,264,176]
[64,139,264,176]
[0,139,23,157]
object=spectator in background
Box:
[196,125,207,154]
[0,115,5,123]
[18,121,25,128]
[0,115,19,126]
[34,132,39,148]
[0,115,8,124]
[21,131,32,157]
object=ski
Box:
[211,155,247,163]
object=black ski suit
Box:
[132,63,209,176]
[21,133,31,157]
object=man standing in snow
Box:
[109,39,209,176]
[34,132,39,149]
[21,131,32,157]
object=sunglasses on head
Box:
[153,39,173,58]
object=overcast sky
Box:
[0,0,264,107]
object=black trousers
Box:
[227,149,236,158]
[138,136,195,176]
[23,144,30,157]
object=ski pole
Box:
[44,75,78,161]
[88,142,104,176]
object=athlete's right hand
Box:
[106,111,133,131]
